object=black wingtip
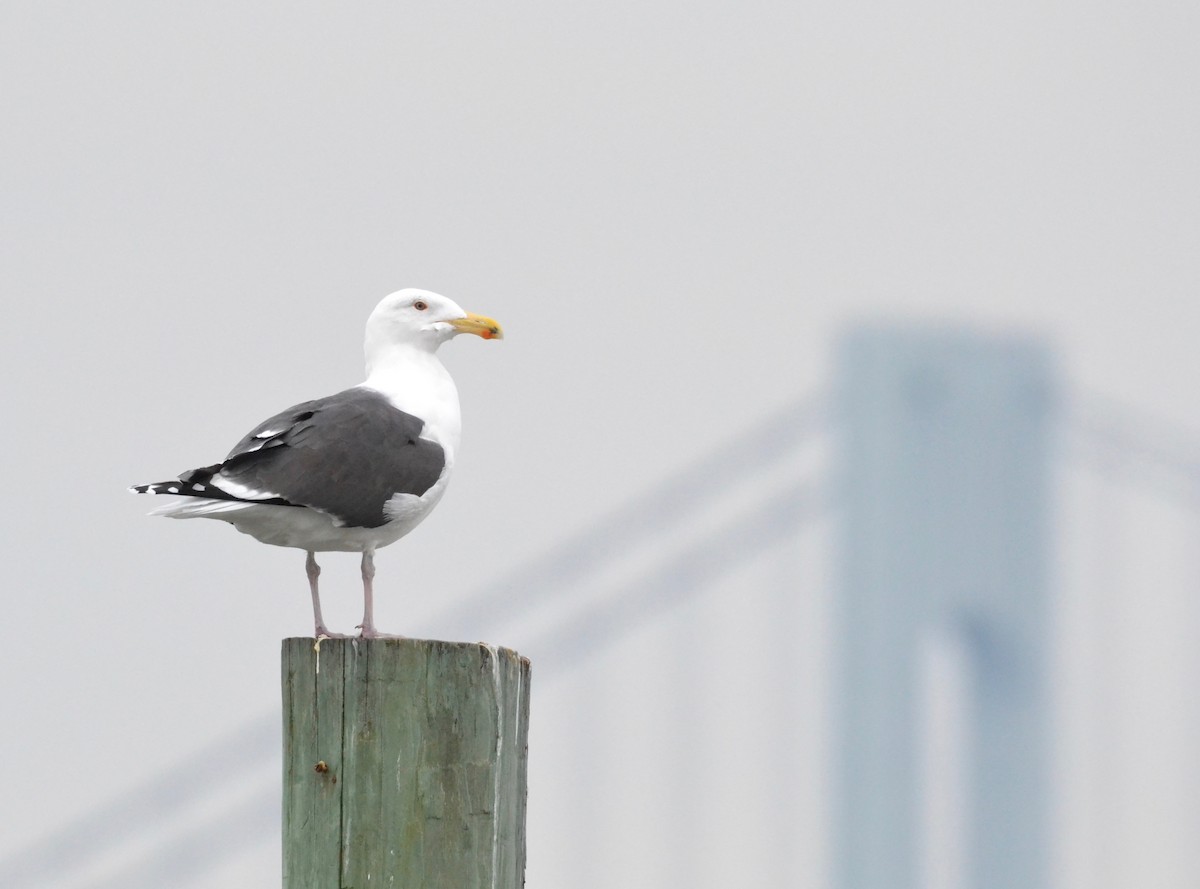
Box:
[129,481,186,496]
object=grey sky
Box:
[2,1,1198,886]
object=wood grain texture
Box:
[282,638,530,889]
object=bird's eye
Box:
[413,300,428,311]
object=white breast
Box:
[361,346,462,468]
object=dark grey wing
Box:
[216,387,445,528]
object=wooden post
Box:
[282,638,530,889]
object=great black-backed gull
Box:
[130,288,503,638]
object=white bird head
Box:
[364,288,503,359]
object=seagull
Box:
[130,288,503,638]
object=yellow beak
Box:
[449,312,504,340]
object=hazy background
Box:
[2,2,1198,887]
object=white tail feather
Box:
[148,499,254,519]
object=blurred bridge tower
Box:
[835,327,1056,889]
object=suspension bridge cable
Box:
[0,716,278,889]
[434,396,825,633]
[79,789,277,889]
[527,477,828,666]
[1067,391,1200,502]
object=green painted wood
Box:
[282,638,530,889]
[282,636,346,887]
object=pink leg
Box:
[307,551,345,639]
[358,550,405,639]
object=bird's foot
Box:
[356,624,408,640]
[312,628,351,651]
[315,627,350,639]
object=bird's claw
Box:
[312,630,350,652]
[356,625,408,640]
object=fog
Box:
[2,3,1197,886]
